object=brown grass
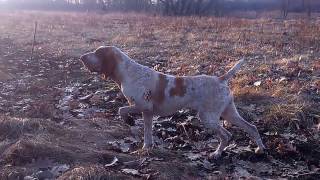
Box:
[0,10,319,179]
[59,165,135,180]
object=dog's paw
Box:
[131,147,152,156]
[254,147,265,154]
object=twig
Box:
[31,21,38,60]
[179,122,190,139]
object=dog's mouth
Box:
[81,60,102,76]
[80,56,94,71]
[80,53,103,74]
[80,60,92,71]
[83,65,98,74]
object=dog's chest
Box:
[120,71,155,109]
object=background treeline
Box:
[2,0,320,17]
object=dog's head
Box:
[80,46,121,77]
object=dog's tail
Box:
[219,58,245,82]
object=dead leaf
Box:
[89,94,103,105]
[106,140,131,153]
[105,156,119,167]
[254,81,262,87]
[184,152,202,161]
[78,94,93,101]
[233,166,253,178]
[279,76,287,83]
[51,164,70,177]
[201,159,213,171]
[121,168,141,176]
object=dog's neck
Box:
[106,50,150,88]
[102,51,126,87]
[103,70,122,87]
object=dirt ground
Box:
[0,11,319,179]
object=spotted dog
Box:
[80,46,265,159]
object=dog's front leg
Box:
[142,111,153,149]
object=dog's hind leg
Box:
[222,102,265,154]
[199,111,232,159]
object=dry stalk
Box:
[30,21,38,61]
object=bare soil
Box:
[0,11,319,179]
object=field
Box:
[0,11,319,179]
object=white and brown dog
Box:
[80,46,265,159]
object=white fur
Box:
[82,46,266,159]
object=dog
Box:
[80,46,265,159]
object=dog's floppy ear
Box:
[94,46,123,84]
[94,46,119,77]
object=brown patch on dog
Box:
[169,77,186,97]
[152,73,168,105]
[144,90,152,102]
[95,47,123,86]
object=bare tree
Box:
[213,0,224,17]
[282,0,289,19]
[303,0,311,18]
[97,0,106,10]
[4,0,320,17]
[158,0,219,16]
[82,0,97,9]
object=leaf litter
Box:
[0,12,319,179]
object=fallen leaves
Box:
[105,156,119,167]
[106,138,139,153]
[103,156,162,179]
[121,168,155,179]
[121,168,140,176]
[184,152,202,161]
[0,12,320,180]
[0,70,13,81]
[22,159,70,180]
[254,81,262,87]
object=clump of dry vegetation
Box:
[0,11,319,179]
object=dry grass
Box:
[59,165,134,180]
[266,103,319,130]
[0,10,319,179]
